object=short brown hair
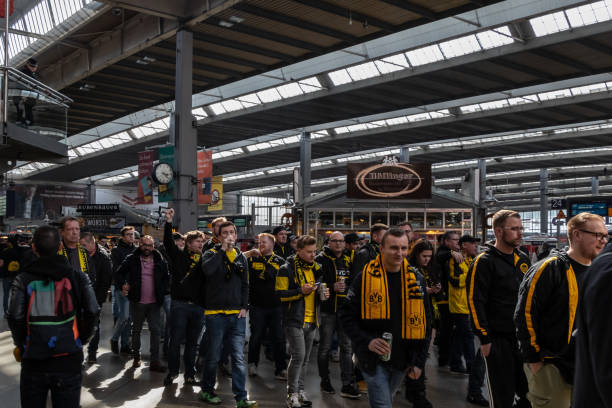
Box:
[381,227,407,246]
[371,223,389,235]
[120,226,135,236]
[212,217,227,228]
[218,221,236,235]
[60,216,80,229]
[258,233,275,244]
[296,235,316,249]
[79,231,95,243]
[567,212,605,244]
[184,230,205,245]
[492,210,520,230]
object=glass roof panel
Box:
[236,93,261,106]
[476,26,514,49]
[328,69,353,86]
[439,34,481,59]
[257,88,282,103]
[221,99,244,112]
[298,76,323,93]
[374,53,410,74]
[276,82,303,98]
[346,61,380,81]
[405,44,444,67]
[530,11,570,37]
[565,1,612,28]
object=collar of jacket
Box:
[135,247,163,262]
[485,244,523,265]
[118,239,134,250]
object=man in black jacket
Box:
[316,231,360,398]
[341,228,430,408]
[573,238,612,407]
[162,208,206,386]
[203,216,227,252]
[273,225,295,259]
[1,233,35,316]
[79,232,113,364]
[244,232,286,379]
[467,210,531,408]
[198,221,256,408]
[117,235,169,371]
[7,226,99,408]
[110,226,135,354]
[515,212,607,407]
[350,223,388,283]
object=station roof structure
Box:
[6,0,612,211]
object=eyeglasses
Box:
[503,227,524,232]
[330,239,345,243]
[579,230,609,241]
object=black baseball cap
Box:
[272,226,287,235]
[459,234,480,246]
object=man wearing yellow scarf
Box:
[341,228,431,408]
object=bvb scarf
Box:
[361,254,426,340]
[294,256,319,287]
[59,243,89,275]
[183,252,201,280]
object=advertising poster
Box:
[6,185,87,219]
[198,150,213,204]
[158,146,174,203]
[137,150,155,204]
[347,159,432,200]
[208,176,223,211]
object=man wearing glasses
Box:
[467,210,531,408]
[316,231,360,399]
[515,212,607,408]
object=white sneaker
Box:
[299,390,312,407]
[287,393,301,408]
[248,363,257,377]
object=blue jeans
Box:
[111,287,131,347]
[201,314,248,401]
[162,294,171,356]
[362,364,406,408]
[450,313,475,371]
[20,369,82,408]
[168,300,204,378]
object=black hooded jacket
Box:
[7,254,100,372]
[316,247,353,314]
[111,239,135,285]
[90,243,112,305]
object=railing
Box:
[1,67,73,140]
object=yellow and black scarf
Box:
[184,251,201,280]
[361,255,426,340]
[59,243,89,274]
[294,256,318,286]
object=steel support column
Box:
[540,168,548,234]
[477,159,487,241]
[300,131,311,235]
[173,30,197,232]
[592,176,600,195]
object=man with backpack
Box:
[7,226,100,408]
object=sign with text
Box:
[83,217,126,231]
[197,150,213,204]
[137,151,154,204]
[347,159,431,199]
[77,204,120,215]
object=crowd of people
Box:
[1,208,611,408]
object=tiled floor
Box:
[0,302,485,407]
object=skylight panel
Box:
[24,2,53,35]
[192,107,208,119]
[221,99,244,112]
[209,102,226,115]
[479,100,508,110]
[476,26,514,49]
[530,11,570,37]
[281,135,300,144]
[236,93,261,107]
[407,112,431,122]
[257,88,282,103]
[311,130,329,139]
[460,103,482,114]
[507,95,538,105]
[346,61,380,81]
[68,149,79,158]
[538,88,572,101]
[346,123,368,132]
[565,1,612,28]
[334,126,350,134]
[276,82,303,98]
[385,116,408,126]
[571,82,607,95]
[328,69,353,86]
[374,53,410,74]
[439,34,481,59]
[405,44,444,67]
[99,138,114,148]
[298,77,323,93]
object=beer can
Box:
[381,332,392,361]
[319,282,328,300]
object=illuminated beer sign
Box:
[347,157,431,199]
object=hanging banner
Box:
[137,150,155,204]
[158,146,175,202]
[347,157,431,199]
[197,150,213,204]
[208,176,223,211]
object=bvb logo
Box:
[409,313,423,327]
[520,263,529,274]
[368,292,383,305]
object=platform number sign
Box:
[551,199,565,210]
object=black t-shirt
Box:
[65,247,81,274]
[387,271,410,371]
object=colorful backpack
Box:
[23,276,82,359]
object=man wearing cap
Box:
[273,226,295,259]
[449,235,488,406]
[14,58,39,126]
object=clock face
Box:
[154,163,174,185]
